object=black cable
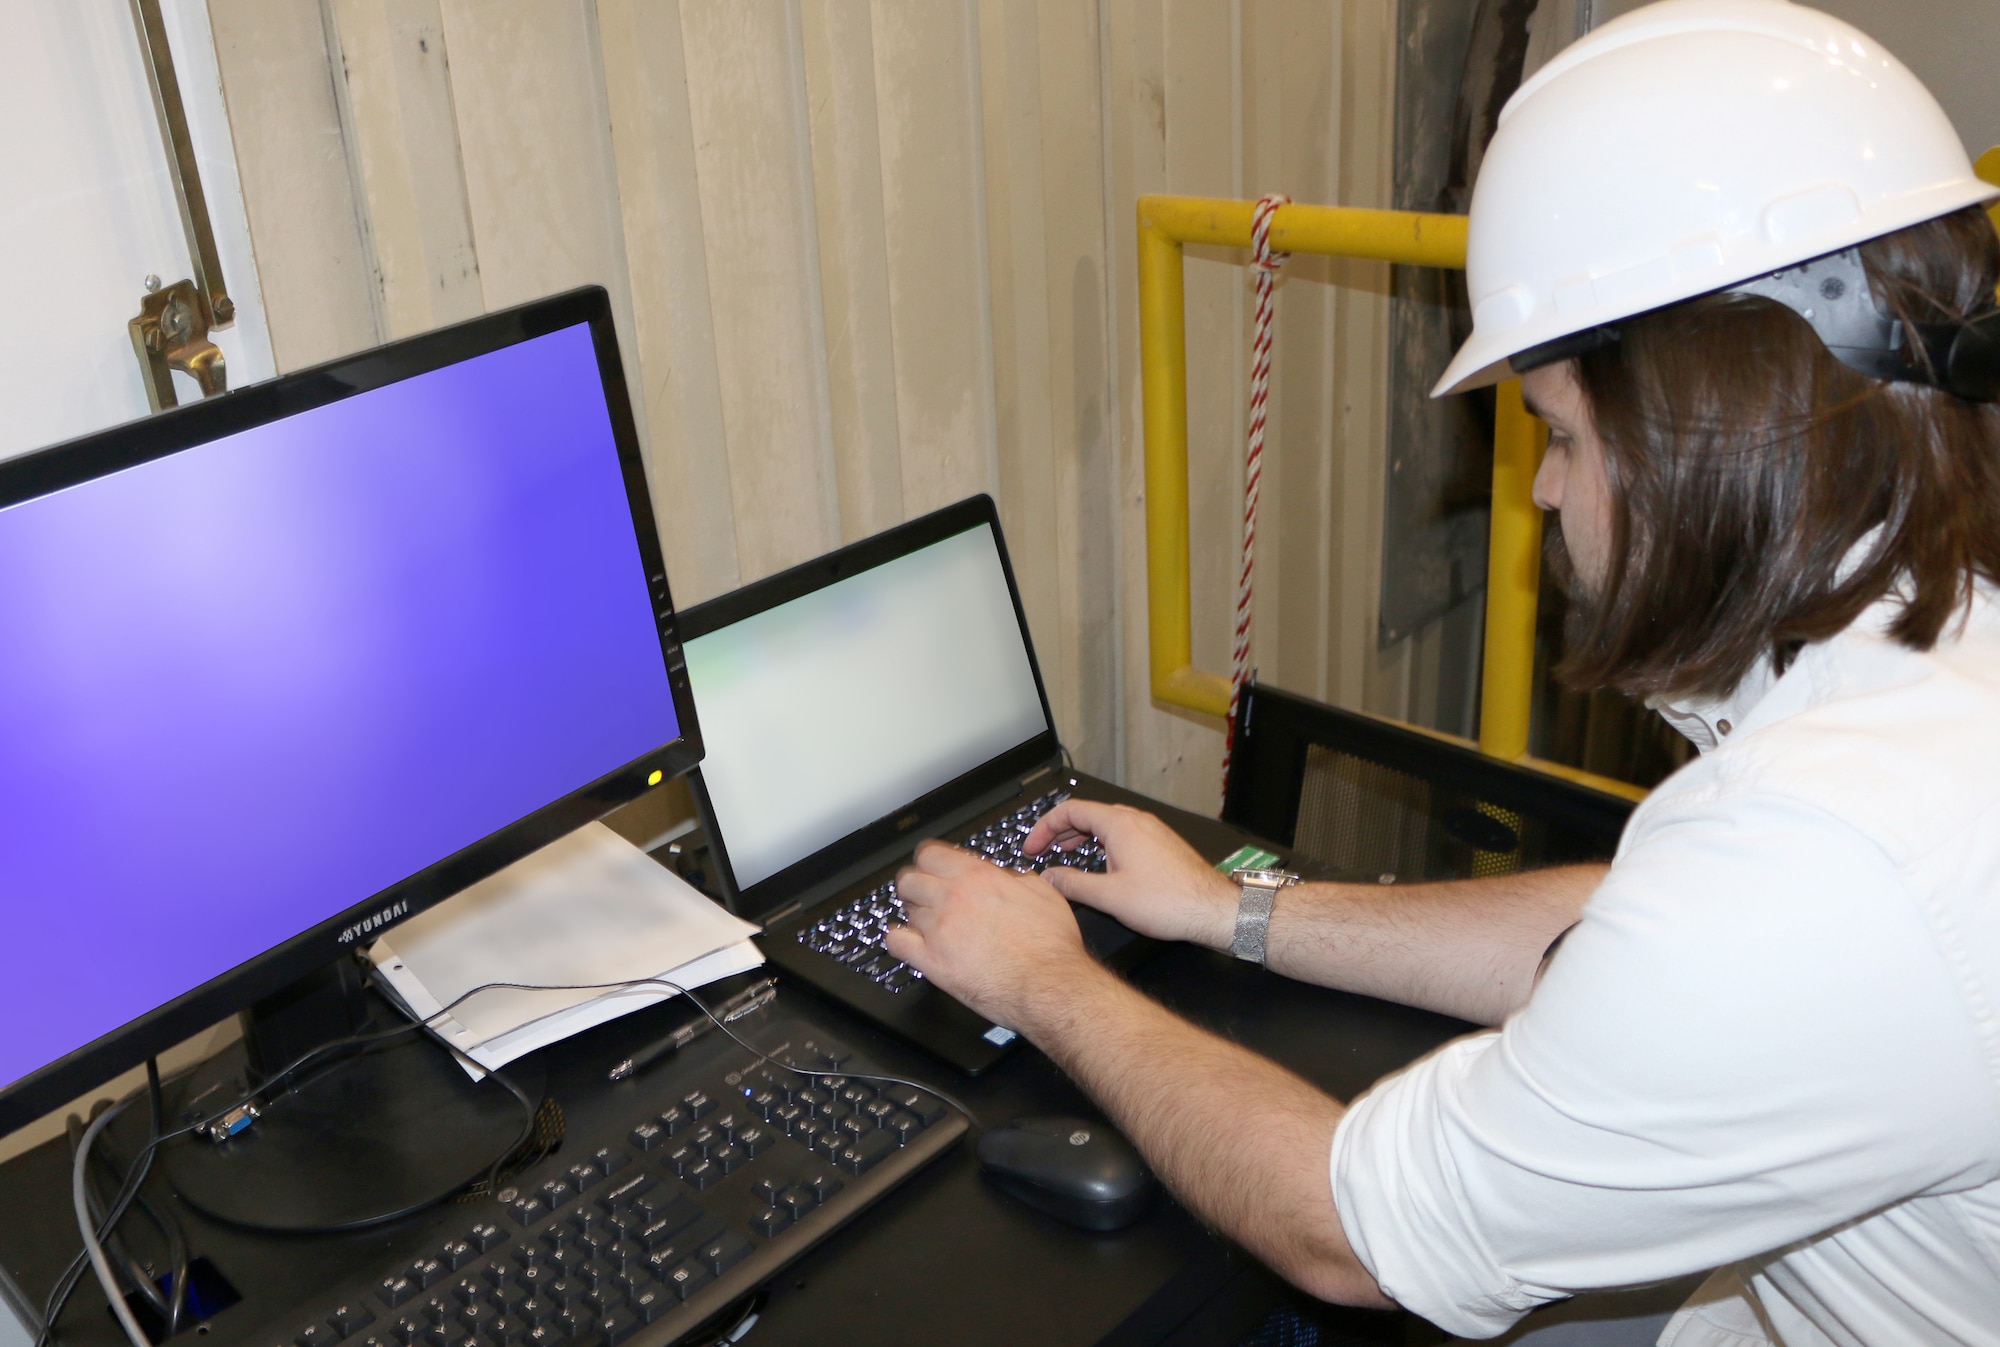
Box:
[387,974,981,1129]
[36,1093,192,1347]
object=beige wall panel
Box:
[323,0,484,338]
[975,0,1064,736]
[1035,0,1120,777]
[598,0,743,605]
[1250,0,1344,707]
[869,1,1001,518]
[208,0,379,371]
[434,3,631,329]
[800,0,906,545]
[677,1,838,584]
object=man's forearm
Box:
[1015,964,1394,1309]
[1259,864,1606,1026]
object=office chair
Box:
[1223,681,1634,884]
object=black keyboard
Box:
[794,791,1107,993]
[277,1023,967,1347]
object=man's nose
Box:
[1532,451,1562,513]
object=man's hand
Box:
[1022,799,1239,950]
[885,840,1099,1032]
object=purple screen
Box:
[0,321,679,1092]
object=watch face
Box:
[1232,867,1298,886]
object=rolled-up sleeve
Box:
[1328,790,1994,1339]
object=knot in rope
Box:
[1250,193,1290,273]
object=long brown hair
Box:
[1555,205,2000,700]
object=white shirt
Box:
[1330,582,2000,1346]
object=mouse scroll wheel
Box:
[1069,1130,1090,1146]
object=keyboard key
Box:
[806,1174,844,1204]
[545,1246,588,1276]
[886,1111,923,1144]
[746,1090,780,1121]
[591,1147,630,1175]
[839,1115,871,1140]
[537,1180,576,1210]
[838,1084,875,1108]
[627,1122,665,1152]
[297,1326,336,1347]
[541,1278,583,1309]
[596,1310,639,1347]
[680,1090,715,1119]
[420,1299,452,1327]
[512,1298,553,1326]
[862,1098,897,1127]
[564,1163,603,1192]
[778,1188,814,1221]
[699,1233,753,1276]
[810,1130,845,1160]
[552,1310,592,1342]
[410,1258,449,1289]
[437,1239,478,1272]
[681,1159,720,1191]
[686,1124,721,1156]
[483,1318,522,1346]
[388,1321,425,1347]
[655,1106,689,1137]
[448,1277,485,1306]
[750,1208,790,1237]
[660,1260,711,1301]
[507,1198,548,1228]
[378,1277,418,1309]
[885,1087,946,1126]
[455,1305,494,1335]
[598,1173,657,1213]
[625,1286,671,1324]
[772,1104,804,1132]
[418,1327,452,1347]
[839,1129,898,1174]
[518,1327,560,1347]
[635,1194,702,1245]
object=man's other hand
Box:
[1021,800,1238,951]
[886,841,1097,1031]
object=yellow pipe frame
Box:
[1138,193,1646,803]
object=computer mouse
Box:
[976,1114,1156,1231]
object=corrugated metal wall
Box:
[207,0,1470,819]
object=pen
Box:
[607,976,778,1081]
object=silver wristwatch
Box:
[1228,866,1300,965]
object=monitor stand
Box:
[144,958,544,1234]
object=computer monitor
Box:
[0,287,701,1224]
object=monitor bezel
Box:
[678,494,1060,920]
[0,286,704,1136]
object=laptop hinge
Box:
[1020,762,1055,790]
[761,900,803,929]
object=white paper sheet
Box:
[369,822,763,1072]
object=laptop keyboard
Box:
[281,1025,966,1347]
[794,791,1107,994]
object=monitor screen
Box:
[0,300,694,1117]
[682,522,1047,891]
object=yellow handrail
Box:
[1137,193,1646,803]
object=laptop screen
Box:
[682,521,1047,890]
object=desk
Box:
[0,777,1475,1347]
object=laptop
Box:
[678,495,1142,1074]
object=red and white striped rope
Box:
[1224,194,1289,795]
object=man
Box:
[884,3,2000,1343]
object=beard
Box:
[1543,515,1602,652]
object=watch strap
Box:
[1229,882,1280,964]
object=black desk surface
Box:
[0,776,1474,1347]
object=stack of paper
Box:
[370,822,762,1074]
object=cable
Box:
[384,974,981,1129]
[72,1101,153,1347]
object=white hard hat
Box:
[1433,0,2000,398]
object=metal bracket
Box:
[126,0,233,411]
[129,276,227,412]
